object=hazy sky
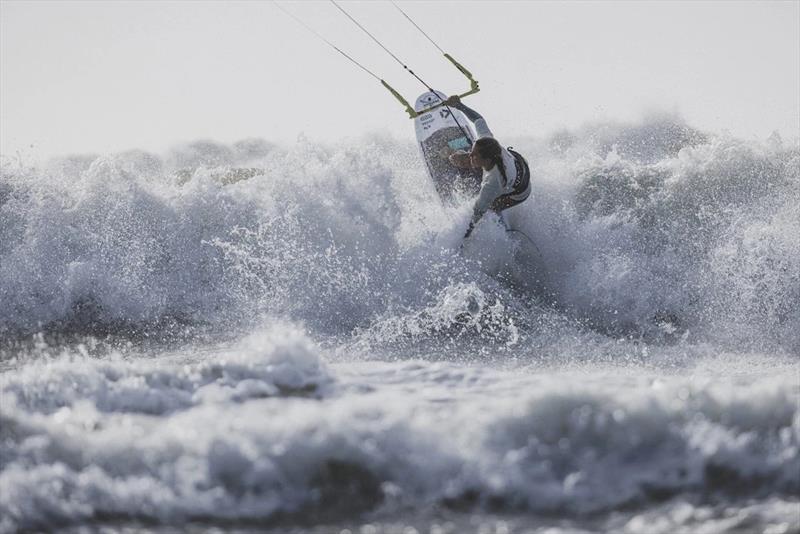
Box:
[2,0,798,161]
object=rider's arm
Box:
[445,96,494,139]
[470,183,494,225]
[463,187,492,238]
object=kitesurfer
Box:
[444,95,531,239]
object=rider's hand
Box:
[444,95,462,107]
[448,151,471,168]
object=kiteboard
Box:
[414,90,483,203]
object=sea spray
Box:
[1,116,798,532]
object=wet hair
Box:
[473,137,507,186]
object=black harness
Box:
[507,148,530,194]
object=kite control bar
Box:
[382,54,480,119]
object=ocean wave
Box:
[0,325,332,417]
[2,348,796,531]
[1,117,798,353]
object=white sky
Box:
[1,0,799,161]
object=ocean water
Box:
[1,117,798,533]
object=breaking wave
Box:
[1,327,796,531]
[3,115,796,354]
[1,116,798,531]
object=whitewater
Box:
[1,116,798,533]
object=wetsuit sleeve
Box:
[471,181,494,224]
[451,101,494,139]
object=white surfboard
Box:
[414,90,483,203]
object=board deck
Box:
[414,91,483,203]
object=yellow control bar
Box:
[381,54,480,119]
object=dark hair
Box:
[473,137,508,186]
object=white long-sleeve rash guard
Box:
[455,104,519,224]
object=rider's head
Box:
[470,137,501,170]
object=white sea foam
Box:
[1,345,797,531]
[2,118,797,353]
[1,117,798,531]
